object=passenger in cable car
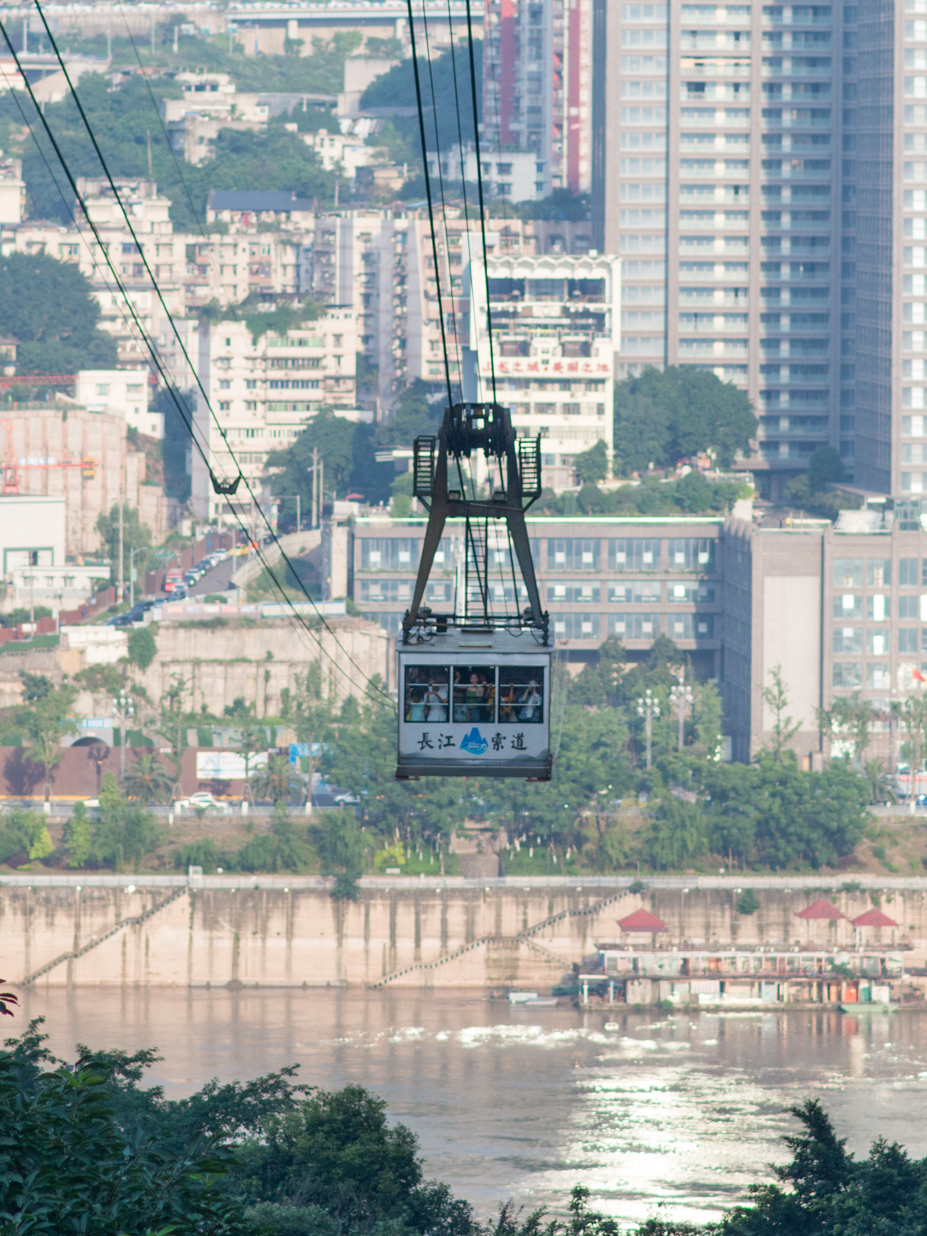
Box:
[452,670,467,722]
[453,666,495,723]
[407,687,426,722]
[425,679,448,722]
[519,679,542,721]
[465,673,483,720]
[481,671,496,719]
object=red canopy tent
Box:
[851,908,898,928]
[796,898,844,920]
[617,908,668,932]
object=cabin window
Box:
[498,666,544,724]
[404,665,450,723]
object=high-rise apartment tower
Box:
[592,0,844,499]
[484,0,595,195]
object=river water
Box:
[16,988,927,1228]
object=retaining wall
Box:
[3,876,927,990]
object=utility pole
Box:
[637,689,660,770]
[311,446,318,528]
[318,458,324,523]
[118,495,124,603]
[147,129,152,175]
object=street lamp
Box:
[669,679,694,751]
[114,688,135,779]
[637,689,660,769]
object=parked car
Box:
[175,792,230,814]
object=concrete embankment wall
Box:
[4,876,927,990]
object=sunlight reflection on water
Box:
[20,988,927,1228]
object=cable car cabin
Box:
[397,630,552,779]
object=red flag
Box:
[914,669,926,683]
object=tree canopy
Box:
[0,252,117,373]
[359,43,481,158]
[613,366,757,473]
[265,379,441,510]
[0,55,346,230]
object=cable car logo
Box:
[460,728,488,756]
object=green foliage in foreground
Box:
[0,1023,922,1236]
[715,1098,927,1236]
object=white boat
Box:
[508,991,539,1003]
[523,996,558,1007]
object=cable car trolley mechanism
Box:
[396,402,552,780]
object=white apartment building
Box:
[426,146,546,202]
[300,128,382,180]
[463,248,620,488]
[190,309,357,519]
[0,156,24,224]
[162,71,274,164]
[74,369,161,439]
[297,211,384,363]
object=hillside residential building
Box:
[463,247,620,487]
[191,310,358,519]
[74,369,160,439]
[426,146,547,202]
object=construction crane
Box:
[395,402,552,781]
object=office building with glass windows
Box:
[341,506,927,762]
